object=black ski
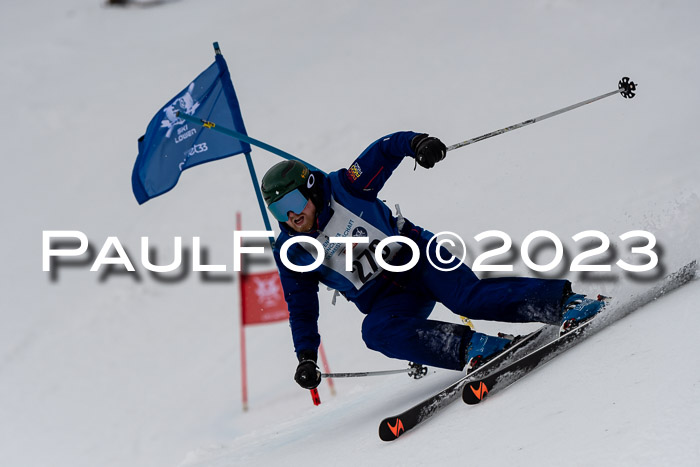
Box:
[463,260,698,405]
[378,325,551,441]
[378,260,697,441]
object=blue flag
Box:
[132,51,251,204]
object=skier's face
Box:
[285,198,316,233]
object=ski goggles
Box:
[267,189,309,222]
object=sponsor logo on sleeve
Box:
[347,162,362,182]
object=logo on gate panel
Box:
[253,276,283,307]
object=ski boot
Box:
[464,332,512,373]
[560,293,608,335]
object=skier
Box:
[260,131,604,390]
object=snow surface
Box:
[1,1,700,466]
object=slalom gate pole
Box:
[318,341,336,396]
[446,77,637,152]
[237,212,249,412]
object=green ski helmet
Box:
[261,160,323,222]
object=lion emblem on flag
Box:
[161,82,200,138]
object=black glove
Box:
[411,133,447,169]
[294,351,321,390]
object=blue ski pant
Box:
[361,231,568,371]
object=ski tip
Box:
[378,417,406,441]
[463,381,490,405]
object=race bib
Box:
[302,199,400,289]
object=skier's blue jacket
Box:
[273,132,568,369]
[272,131,423,357]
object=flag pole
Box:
[212,41,274,244]
[242,151,275,249]
[209,42,325,406]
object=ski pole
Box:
[446,76,637,152]
[321,362,428,380]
